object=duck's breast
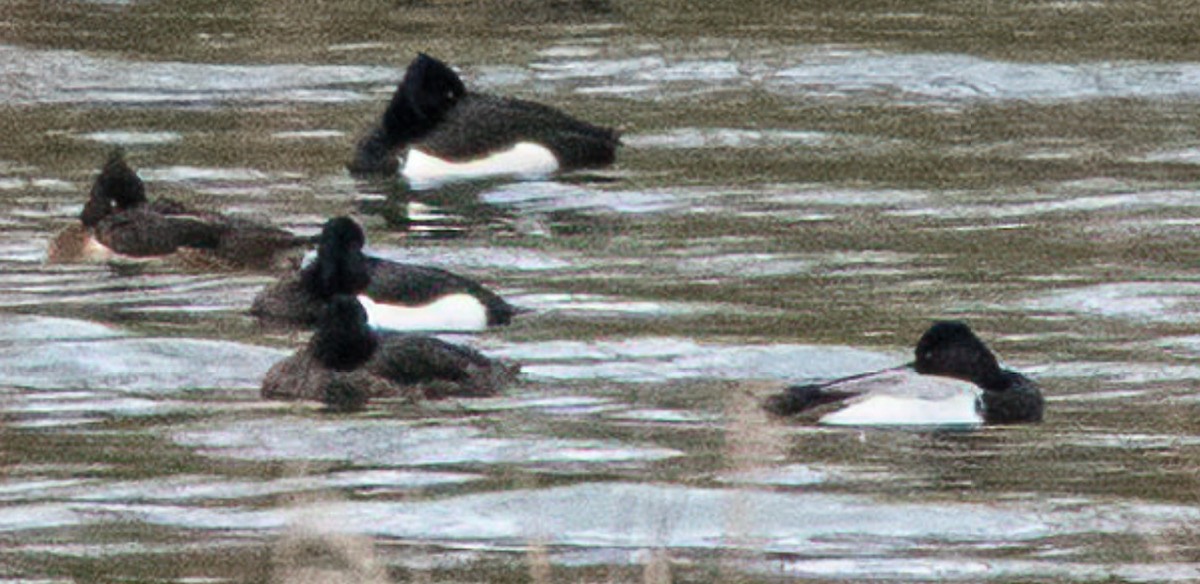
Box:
[47,224,118,263]
[818,369,983,427]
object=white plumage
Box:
[358,293,489,333]
[817,369,984,427]
[402,142,560,190]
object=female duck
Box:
[763,321,1044,426]
[251,216,519,332]
[48,149,309,270]
[348,53,621,189]
[261,293,520,411]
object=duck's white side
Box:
[301,251,491,332]
[401,142,559,190]
[359,293,489,333]
[817,369,984,427]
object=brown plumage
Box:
[48,149,311,270]
[260,294,520,410]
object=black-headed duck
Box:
[764,321,1044,426]
[261,294,520,411]
[251,216,519,332]
[48,149,309,270]
[348,53,620,189]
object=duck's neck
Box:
[980,372,1044,423]
[302,248,370,299]
[380,91,440,149]
[312,318,377,371]
[79,194,112,228]
[974,366,1011,392]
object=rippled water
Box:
[5,0,1200,582]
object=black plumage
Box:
[251,216,519,329]
[763,321,1044,425]
[349,53,620,177]
[419,92,621,170]
[260,294,520,408]
[59,149,309,268]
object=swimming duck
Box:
[348,53,620,188]
[47,149,310,270]
[250,216,519,332]
[261,293,520,411]
[763,321,1044,426]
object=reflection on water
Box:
[489,336,902,382]
[4,0,1200,581]
[173,418,684,467]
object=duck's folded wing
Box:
[147,197,205,216]
[819,372,983,427]
[419,93,620,169]
[211,217,312,267]
[366,258,517,325]
[369,335,518,397]
[261,351,406,406]
[94,210,222,256]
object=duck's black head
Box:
[350,53,466,174]
[382,54,465,143]
[913,321,1008,390]
[319,216,367,251]
[303,216,371,299]
[313,294,378,371]
[81,149,147,227]
[402,53,466,120]
[915,321,1044,423]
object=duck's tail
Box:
[762,384,858,417]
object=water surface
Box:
[4,1,1200,582]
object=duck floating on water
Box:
[261,293,520,412]
[48,149,310,270]
[251,216,520,332]
[764,321,1044,426]
[348,53,621,189]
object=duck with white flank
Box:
[48,149,310,270]
[261,293,520,411]
[251,216,519,332]
[763,321,1044,426]
[348,53,621,188]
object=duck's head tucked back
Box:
[350,53,466,175]
[397,53,466,124]
[302,216,371,299]
[312,294,378,371]
[80,149,147,227]
[913,321,1007,390]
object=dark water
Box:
[5,1,1200,582]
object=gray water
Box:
[4,1,1200,582]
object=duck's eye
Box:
[923,351,934,360]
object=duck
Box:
[250,215,520,332]
[763,321,1044,426]
[261,293,520,411]
[347,53,621,189]
[47,149,311,270]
